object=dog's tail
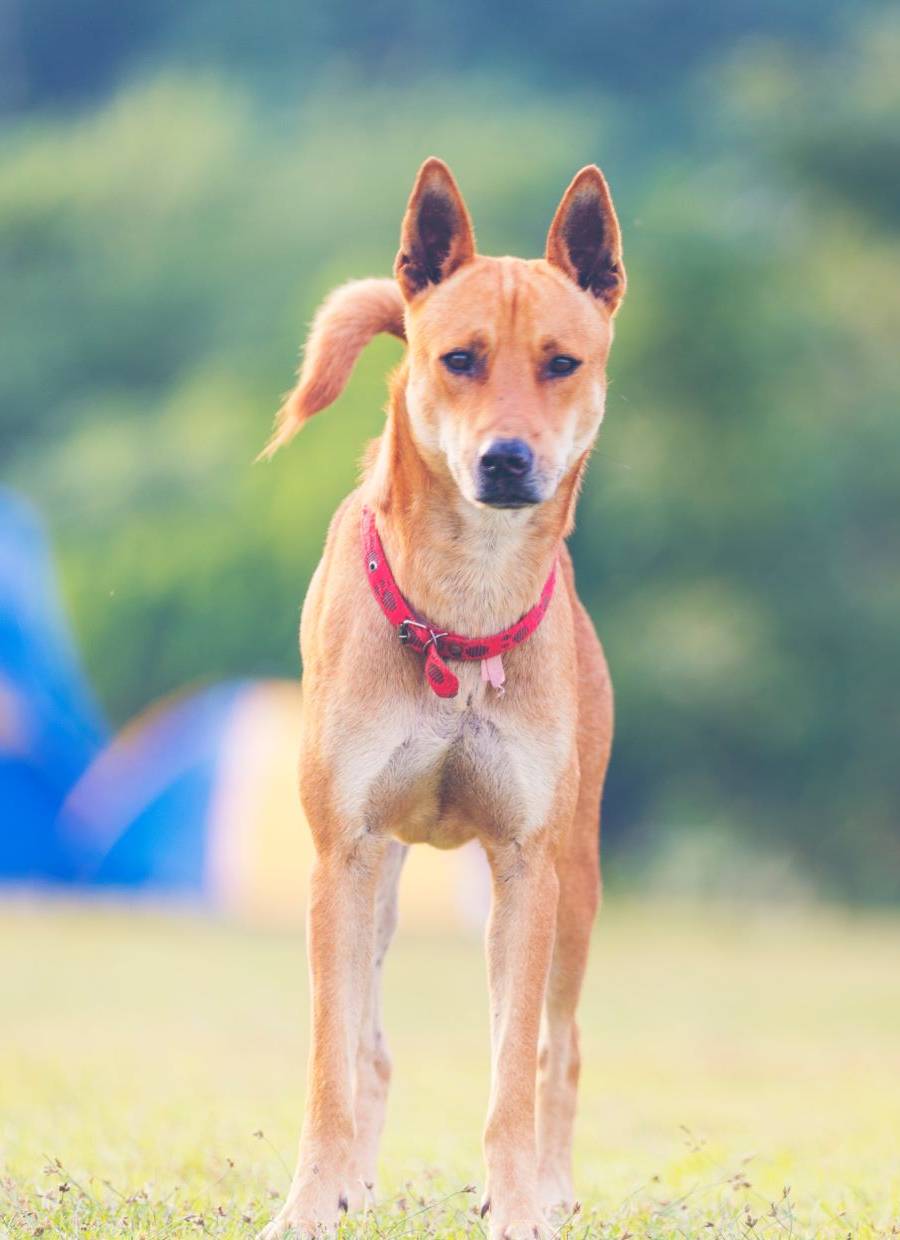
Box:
[257,278,406,461]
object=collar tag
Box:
[481,654,506,694]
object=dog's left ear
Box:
[395,157,476,301]
[546,165,626,314]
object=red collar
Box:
[361,505,557,698]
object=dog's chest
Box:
[328,682,569,845]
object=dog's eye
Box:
[442,350,475,374]
[547,355,581,377]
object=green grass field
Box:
[2,896,898,1238]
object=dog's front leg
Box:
[481,832,559,1240]
[261,832,388,1239]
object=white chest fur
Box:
[321,667,574,848]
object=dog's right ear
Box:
[394,157,476,301]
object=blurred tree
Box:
[2,6,898,899]
[1,0,885,112]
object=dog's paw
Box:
[494,1220,550,1240]
[341,1176,375,1215]
[537,1171,575,1216]
[257,1210,337,1239]
[257,1184,345,1239]
[483,1198,549,1240]
[257,1212,328,1239]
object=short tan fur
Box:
[260,157,625,1240]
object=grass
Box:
[1,894,899,1237]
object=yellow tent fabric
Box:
[207,680,489,931]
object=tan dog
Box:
[260,157,624,1239]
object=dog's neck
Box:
[364,389,580,637]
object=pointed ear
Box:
[546,165,626,314]
[394,157,476,301]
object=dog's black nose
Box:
[479,439,534,480]
[476,439,540,507]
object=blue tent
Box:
[56,678,307,920]
[61,681,248,890]
[0,489,107,880]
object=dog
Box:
[259,157,625,1239]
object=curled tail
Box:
[258,277,406,460]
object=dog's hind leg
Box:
[535,818,601,1214]
[536,611,610,1214]
[345,839,407,1212]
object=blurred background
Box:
[3,7,900,1237]
[2,0,899,916]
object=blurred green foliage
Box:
[2,3,898,899]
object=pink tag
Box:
[481,654,506,693]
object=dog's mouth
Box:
[474,478,544,509]
[476,493,542,509]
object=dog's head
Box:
[261,158,625,498]
[394,158,625,510]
